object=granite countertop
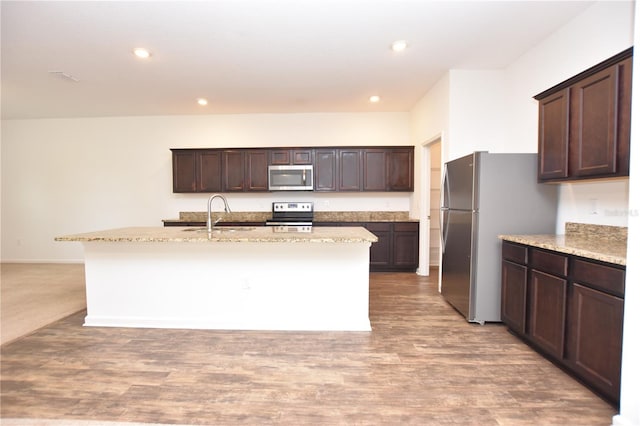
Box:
[56,226,378,244]
[499,222,627,266]
[163,211,418,224]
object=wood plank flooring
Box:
[1,263,86,345]
[1,268,616,425]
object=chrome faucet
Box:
[207,194,232,232]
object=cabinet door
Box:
[569,65,619,177]
[528,269,567,359]
[362,149,386,191]
[365,223,392,269]
[245,150,268,191]
[197,151,222,192]
[269,149,291,165]
[172,150,197,192]
[314,149,337,191]
[538,89,570,181]
[501,260,527,335]
[387,149,414,191]
[392,223,419,269]
[222,150,245,191]
[292,149,313,165]
[567,283,623,402]
[269,149,313,165]
[337,149,361,191]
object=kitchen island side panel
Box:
[82,241,371,331]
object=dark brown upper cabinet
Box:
[362,147,414,191]
[387,148,414,191]
[314,149,337,191]
[535,48,632,182]
[537,90,570,180]
[337,149,362,191]
[269,149,313,165]
[223,149,268,192]
[172,149,198,192]
[171,149,222,193]
[362,149,387,191]
[172,146,413,193]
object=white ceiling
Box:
[1,0,596,120]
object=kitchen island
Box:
[56,226,377,331]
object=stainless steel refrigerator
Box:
[440,152,558,324]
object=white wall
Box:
[503,0,634,232]
[409,1,634,234]
[1,112,410,262]
[409,73,450,275]
[448,69,510,158]
[409,71,450,217]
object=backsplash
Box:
[172,211,415,223]
[565,222,628,243]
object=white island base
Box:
[79,234,372,331]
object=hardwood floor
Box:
[1,268,616,425]
[1,263,86,345]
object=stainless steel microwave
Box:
[268,165,313,191]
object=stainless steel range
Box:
[265,202,313,227]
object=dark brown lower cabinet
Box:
[168,220,419,272]
[314,221,419,272]
[501,259,527,335]
[528,269,567,359]
[567,283,623,402]
[501,241,625,405]
[365,223,392,269]
[365,222,418,272]
[392,222,419,268]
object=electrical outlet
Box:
[589,198,598,215]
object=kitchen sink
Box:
[182,227,256,233]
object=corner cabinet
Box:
[501,241,625,405]
[364,222,419,271]
[535,47,632,182]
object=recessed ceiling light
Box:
[369,95,381,103]
[133,48,151,59]
[391,40,408,52]
[197,98,208,106]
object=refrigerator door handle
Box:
[440,164,450,253]
[441,163,450,210]
[440,208,449,254]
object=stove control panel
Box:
[272,202,313,213]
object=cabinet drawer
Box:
[365,222,392,232]
[394,222,418,232]
[502,242,527,265]
[572,259,625,297]
[530,248,568,276]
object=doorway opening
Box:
[418,137,442,276]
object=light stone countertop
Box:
[56,226,378,244]
[499,222,627,266]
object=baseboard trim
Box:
[0,259,84,264]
